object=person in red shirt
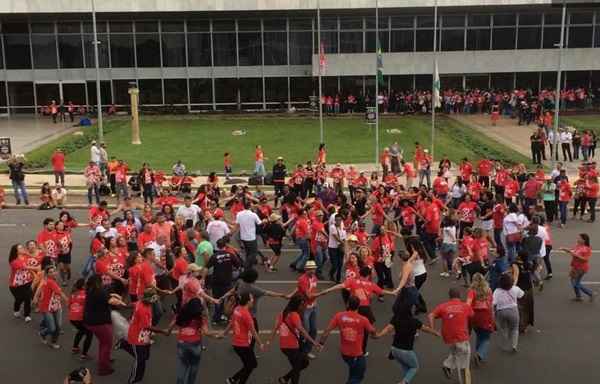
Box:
[560,233,594,302]
[319,296,379,384]
[118,287,168,384]
[34,265,69,348]
[466,273,494,364]
[459,158,473,185]
[37,218,59,261]
[477,158,493,188]
[68,278,93,359]
[522,174,541,215]
[89,200,109,229]
[266,295,321,384]
[457,194,478,238]
[584,176,598,223]
[51,148,66,186]
[292,209,312,271]
[433,172,449,201]
[54,220,73,286]
[557,179,572,227]
[428,288,474,382]
[8,243,40,322]
[221,293,265,384]
[164,297,222,384]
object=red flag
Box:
[319,42,327,74]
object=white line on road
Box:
[257,280,332,285]
[0,224,19,227]
[582,282,600,285]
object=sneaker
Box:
[49,343,60,350]
[363,351,369,357]
[544,273,553,280]
[377,296,385,303]
[511,346,518,353]
[278,377,289,384]
[39,332,48,345]
[442,366,452,379]
[71,347,81,355]
[24,316,32,323]
[13,311,21,318]
[307,353,317,360]
[440,272,450,278]
[538,282,544,292]
[226,378,236,384]
[79,354,92,361]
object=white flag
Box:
[433,60,441,108]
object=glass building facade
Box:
[0,8,599,113]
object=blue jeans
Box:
[294,238,310,270]
[40,309,62,343]
[342,355,366,384]
[559,201,568,225]
[302,306,318,353]
[176,341,202,384]
[571,270,593,298]
[11,179,29,204]
[315,245,326,274]
[87,184,100,205]
[255,161,266,177]
[506,240,518,263]
[474,328,492,360]
[390,347,419,383]
[329,247,343,283]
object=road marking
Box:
[582,282,600,285]
[257,280,332,285]
[259,249,297,252]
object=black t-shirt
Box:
[391,316,422,350]
[83,289,112,326]
[206,249,239,285]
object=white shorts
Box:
[480,220,493,231]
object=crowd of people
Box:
[6,140,598,384]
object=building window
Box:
[3,34,32,69]
[162,33,186,67]
[164,79,188,104]
[7,82,34,110]
[323,76,338,96]
[187,33,211,66]
[517,27,541,49]
[238,32,262,66]
[290,77,314,102]
[540,72,557,89]
[214,78,238,104]
[366,31,389,52]
[565,71,590,88]
[441,29,464,51]
[568,26,593,48]
[490,72,514,90]
[415,74,433,90]
[86,80,112,105]
[110,34,135,67]
[212,33,237,66]
[543,26,561,49]
[189,78,213,104]
[465,74,489,90]
[264,32,287,65]
[31,34,58,69]
[139,79,163,104]
[319,31,338,54]
[415,30,434,52]
[83,34,109,68]
[340,76,364,96]
[239,78,263,103]
[265,77,288,103]
[390,30,414,52]
[492,28,515,50]
[136,33,161,67]
[467,29,490,50]
[289,32,312,65]
[391,75,413,92]
[59,35,84,68]
[340,31,363,53]
[110,21,133,33]
[113,80,134,105]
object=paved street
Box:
[0,209,599,383]
[0,115,80,156]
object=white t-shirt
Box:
[328,224,347,248]
[493,286,524,311]
[442,225,457,244]
[535,225,548,257]
[236,210,261,241]
[412,258,427,276]
[176,204,202,225]
[90,145,101,163]
[502,213,520,235]
[207,219,230,246]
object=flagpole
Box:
[431,0,438,160]
[317,0,324,144]
[375,0,380,167]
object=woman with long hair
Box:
[55,220,73,286]
[8,243,39,322]
[511,250,534,333]
[267,295,320,384]
[492,274,524,352]
[165,298,222,384]
[68,278,93,360]
[560,233,595,302]
[467,273,495,364]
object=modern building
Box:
[0,0,598,113]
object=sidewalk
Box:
[0,115,80,156]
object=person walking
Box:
[68,278,93,360]
[466,273,495,364]
[234,200,265,269]
[34,265,69,350]
[560,233,595,302]
[492,274,524,352]
[375,301,440,384]
[51,149,66,186]
[428,288,474,384]
[222,293,265,384]
[8,155,29,205]
[8,244,39,323]
[511,250,535,333]
[319,295,379,384]
[266,295,321,384]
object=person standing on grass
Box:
[319,295,379,384]
[51,148,66,186]
[266,295,321,384]
[560,233,595,302]
[254,145,267,180]
[222,293,266,384]
[139,163,155,205]
[428,288,474,384]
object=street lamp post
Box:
[91,0,103,142]
[552,1,566,168]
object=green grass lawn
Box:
[25,115,530,173]
[562,115,600,134]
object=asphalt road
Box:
[0,209,599,384]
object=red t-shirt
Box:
[328,311,375,357]
[371,202,385,226]
[51,152,65,172]
[477,160,492,177]
[424,203,441,234]
[585,182,599,199]
[371,234,394,263]
[460,163,473,180]
[523,180,541,199]
[558,182,573,202]
[401,206,417,226]
[492,204,506,229]
[344,263,360,281]
[68,290,86,321]
[457,201,477,223]
[177,318,204,343]
[467,290,494,332]
[571,245,591,273]
[297,273,318,308]
[128,264,141,296]
[343,278,383,307]
[231,306,254,347]
[433,177,449,195]
[171,257,189,281]
[472,237,489,262]
[277,312,302,349]
[38,278,62,313]
[37,229,59,259]
[431,299,474,344]
[136,261,156,297]
[137,232,156,250]
[128,301,153,345]
[9,258,29,287]
[295,217,311,239]
[54,231,72,255]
